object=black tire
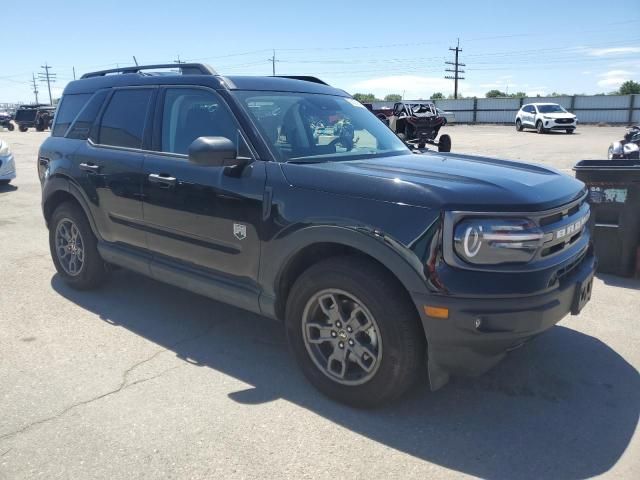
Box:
[396,132,406,141]
[49,202,109,290]
[438,134,452,153]
[35,124,45,132]
[515,119,523,131]
[18,125,28,132]
[7,123,14,131]
[285,256,426,408]
[536,120,545,134]
[566,129,574,134]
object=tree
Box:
[618,80,640,95]
[384,93,402,102]
[485,90,506,98]
[511,91,527,98]
[352,93,378,103]
[430,92,444,100]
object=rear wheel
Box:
[49,202,109,290]
[536,120,545,134]
[438,134,452,152]
[285,256,426,408]
[516,119,523,131]
[18,125,28,132]
[7,123,14,131]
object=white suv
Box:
[515,103,577,134]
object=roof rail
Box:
[81,63,217,79]
[277,75,329,86]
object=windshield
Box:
[235,91,409,162]
[537,104,566,114]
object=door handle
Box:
[148,173,177,187]
[79,162,101,173]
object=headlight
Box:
[453,218,544,265]
[543,116,552,119]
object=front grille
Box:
[548,248,587,287]
[537,196,589,259]
[555,118,574,124]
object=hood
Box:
[540,112,575,119]
[281,152,585,212]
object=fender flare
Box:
[42,175,101,239]
[259,225,429,319]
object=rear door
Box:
[142,86,265,289]
[74,87,155,249]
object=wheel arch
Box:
[263,228,428,326]
[42,176,100,238]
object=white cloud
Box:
[597,69,635,88]
[587,47,640,56]
[349,75,452,99]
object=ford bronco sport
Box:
[39,64,596,407]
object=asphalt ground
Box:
[0,125,638,479]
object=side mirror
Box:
[188,136,244,167]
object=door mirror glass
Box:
[188,136,243,167]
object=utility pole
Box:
[38,63,56,105]
[174,55,185,64]
[268,49,277,76]
[31,73,39,104]
[445,38,465,99]
[133,56,139,66]
[72,66,76,80]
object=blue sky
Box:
[1,0,639,103]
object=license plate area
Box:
[571,274,594,315]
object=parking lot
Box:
[1,126,638,479]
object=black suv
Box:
[39,64,596,407]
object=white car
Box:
[515,103,577,134]
[0,138,16,184]
[437,108,456,125]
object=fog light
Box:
[424,305,449,319]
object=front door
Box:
[141,87,265,289]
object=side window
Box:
[161,88,238,155]
[98,89,152,149]
[51,93,91,137]
[66,90,108,140]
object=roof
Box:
[64,71,347,97]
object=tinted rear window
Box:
[98,89,152,149]
[52,94,91,137]
[66,90,108,140]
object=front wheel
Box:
[566,129,574,134]
[438,134,452,152]
[536,120,545,134]
[49,202,109,290]
[7,123,14,131]
[18,125,28,132]
[285,256,426,408]
[515,119,523,131]
[608,145,614,160]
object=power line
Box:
[445,38,465,99]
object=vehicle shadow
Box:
[0,183,18,193]
[597,272,640,291]
[51,270,639,480]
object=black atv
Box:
[0,111,14,131]
[386,101,451,152]
[14,104,55,132]
[608,125,640,159]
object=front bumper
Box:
[544,118,577,130]
[413,250,596,389]
[0,154,16,180]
